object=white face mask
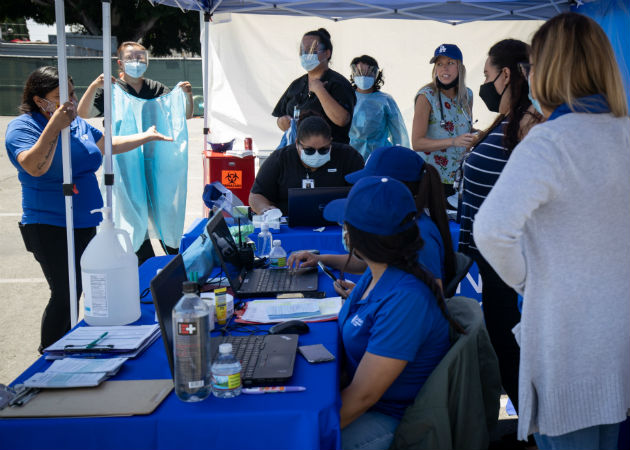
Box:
[354,76,375,90]
[124,61,147,78]
[300,147,331,168]
[300,54,321,72]
[40,97,58,114]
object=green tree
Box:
[0,0,200,56]
[0,17,29,41]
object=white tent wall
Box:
[205,13,543,152]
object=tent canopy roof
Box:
[148,0,572,24]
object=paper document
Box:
[44,325,159,353]
[241,297,343,323]
[23,372,108,388]
[46,357,128,374]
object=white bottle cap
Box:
[273,239,281,246]
[219,343,232,354]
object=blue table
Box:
[0,257,343,450]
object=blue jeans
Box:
[341,411,400,450]
[534,423,621,450]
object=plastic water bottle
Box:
[173,281,212,402]
[269,240,287,269]
[211,343,242,398]
[81,207,140,326]
[256,222,272,258]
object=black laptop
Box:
[287,186,351,227]
[206,212,318,297]
[149,254,299,386]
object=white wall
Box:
[205,14,543,151]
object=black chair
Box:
[443,252,473,299]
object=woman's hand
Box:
[277,115,292,132]
[334,279,355,299]
[143,125,173,143]
[452,133,475,148]
[49,100,76,131]
[288,250,320,269]
[91,73,117,89]
[308,77,327,95]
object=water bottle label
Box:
[188,380,205,389]
[84,273,108,317]
[212,373,241,390]
[270,257,286,269]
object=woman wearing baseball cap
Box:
[412,43,475,207]
[324,176,464,449]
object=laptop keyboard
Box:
[214,335,265,381]
[255,269,295,292]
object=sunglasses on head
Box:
[299,144,331,155]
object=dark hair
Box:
[296,115,332,142]
[303,28,332,61]
[478,39,542,151]
[19,66,73,114]
[117,41,147,59]
[343,222,465,334]
[405,164,456,284]
[350,55,384,91]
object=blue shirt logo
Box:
[351,314,363,327]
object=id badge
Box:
[302,178,315,189]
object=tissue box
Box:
[252,214,280,230]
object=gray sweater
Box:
[473,112,630,439]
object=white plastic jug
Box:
[81,207,141,326]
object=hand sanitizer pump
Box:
[81,207,141,326]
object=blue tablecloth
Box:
[0,257,342,450]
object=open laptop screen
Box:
[206,213,246,292]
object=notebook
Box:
[149,255,298,386]
[206,212,318,298]
[287,186,351,227]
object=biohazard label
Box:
[221,170,242,188]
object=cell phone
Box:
[317,261,337,282]
[298,344,335,363]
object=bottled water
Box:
[172,281,211,402]
[211,343,242,398]
[269,239,287,269]
[256,222,272,258]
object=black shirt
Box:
[272,69,356,144]
[250,143,364,215]
[93,78,170,117]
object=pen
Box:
[242,386,306,394]
[86,332,108,349]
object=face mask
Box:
[354,76,375,91]
[300,148,330,168]
[479,72,505,113]
[342,226,350,253]
[436,76,459,90]
[527,77,544,115]
[300,54,321,72]
[124,61,147,78]
[40,97,58,114]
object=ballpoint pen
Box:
[85,331,109,349]
[242,386,306,394]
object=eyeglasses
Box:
[299,144,331,155]
[518,62,532,79]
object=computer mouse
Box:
[268,320,310,335]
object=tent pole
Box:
[54,0,79,328]
[201,11,211,153]
[102,0,114,219]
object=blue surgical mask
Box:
[300,54,320,72]
[300,148,330,168]
[354,76,375,91]
[528,77,543,115]
[124,61,147,78]
[342,226,350,253]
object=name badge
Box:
[302,178,315,189]
[327,168,337,173]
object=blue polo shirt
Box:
[6,112,104,228]
[417,212,445,281]
[338,265,450,419]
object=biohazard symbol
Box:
[221,170,242,188]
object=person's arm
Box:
[309,78,351,127]
[179,81,194,119]
[272,84,293,131]
[95,126,173,155]
[288,252,367,273]
[340,352,407,428]
[249,150,283,214]
[385,95,410,147]
[411,94,474,153]
[248,193,277,215]
[77,74,113,118]
[16,102,75,177]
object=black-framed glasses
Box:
[518,62,532,79]
[299,144,331,155]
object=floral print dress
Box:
[415,86,473,184]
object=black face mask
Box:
[436,76,459,91]
[479,72,507,113]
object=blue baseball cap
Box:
[324,176,417,236]
[345,146,425,184]
[430,44,463,64]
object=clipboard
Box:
[0,379,173,418]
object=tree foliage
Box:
[0,0,200,56]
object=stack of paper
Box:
[23,357,128,388]
[43,325,160,360]
[239,297,343,323]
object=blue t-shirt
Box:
[417,213,445,281]
[5,112,104,228]
[338,266,450,419]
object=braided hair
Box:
[342,220,466,334]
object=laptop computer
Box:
[287,186,351,227]
[206,212,318,298]
[149,254,299,386]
